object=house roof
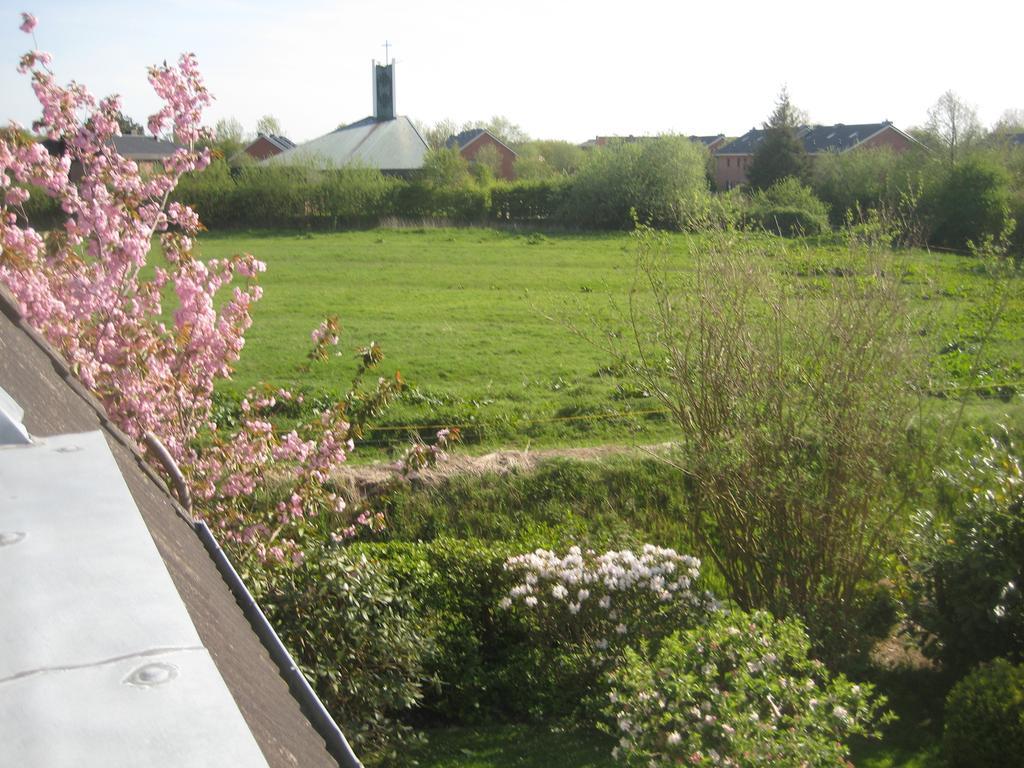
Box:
[445,128,518,157]
[688,134,726,147]
[0,284,343,768]
[715,121,913,156]
[446,128,486,149]
[268,116,427,171]
[110,134,183,161]
[253,133,296,152]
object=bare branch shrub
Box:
[615,227,928,659]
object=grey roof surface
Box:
[688,134,726,146]
[110,134,183,161]
[258,133,297,152]
[446,128,486,149]
[269,116,427,171]
[0,428,270,767]
[0,285,340,768]
[716,122,901,155]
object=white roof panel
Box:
[0,429,269,767]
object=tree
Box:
[211,115,248,159]
[926,90,983,163]
[256,114,283,136]
[514,140,585,180]
[993,108,1024,136]
[747,87,810,190]
[114,110,145,135]
[0,15,410,565]
[482,115,529,148]
[416,118,459,151]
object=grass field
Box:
[194,227,1024,459]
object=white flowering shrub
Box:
[503,545,716,645]
[604,610,888,767]
[500,544,717,716]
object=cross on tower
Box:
[382,40,392,63]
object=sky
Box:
[3,1,1022,145]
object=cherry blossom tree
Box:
[1,14,445,564]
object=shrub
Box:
[604,609,888,767]
[562,136,710,230]
[490,178,572,222]
[943,658,1024,768]
[743,177,830,236]
[612,226,926,662]
[924,153,1014,251]
[252,545,431,763]
[907,434,1024,672]
[174,160,398,229]
[500,544,717,718]
[347,539,529,723]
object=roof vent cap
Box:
[0,387,31,445]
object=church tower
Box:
[372,60,395,121]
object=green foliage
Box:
[811,147,928,227]
[514,140,586,180]
[251,546,430,763]
[943,658,1024,768]
[174,159,398,229]
[562,136,710,230]
[906,434,1024,672]
[490,178,571,221]
[744,177,830,236]
[614,227,927,661]
[924,152,1014,251]
[346,539,555,723]
[377,457,697,555]
[747,88,810,190]
[604,610,889,767]
[419,147,473,189]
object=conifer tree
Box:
[748,88,810,190]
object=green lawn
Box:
[193,227,1023,458]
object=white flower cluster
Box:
[500,544,712,619]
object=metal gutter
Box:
[143,430,361,767]
[194,520,363,768]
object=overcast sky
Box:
[3,1,1021,145]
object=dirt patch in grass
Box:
[334,442,678,499]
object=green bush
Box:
[501,544,717,721]
[251,546,430,763]
[943,658,1024,768]
[491,178,572,222]
[347,539,546,723]
[604,610,888,767]
[924,153,1014,251]
[173,159,398,229]
[907,434,1024,673]
[562,136,710,230]
[743,177,831,236]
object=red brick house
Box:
[244,133,296,161]
[714,121,921,190]
[446,129,517,180]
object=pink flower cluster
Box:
[0,17,369,562]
